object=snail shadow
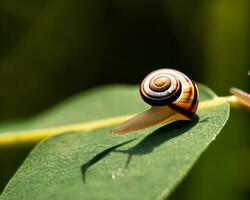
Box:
[115,115,200,168]
[81,115,202,183]
[81,138,139,183]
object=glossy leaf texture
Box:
[0,84,229,200]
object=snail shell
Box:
[140,68,199,119]
[111,68,199,134]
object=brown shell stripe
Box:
[169,81,198,119]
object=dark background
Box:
[0,0,249,199]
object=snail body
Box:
[111,68,199,134]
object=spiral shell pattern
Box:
[140,68,199,119]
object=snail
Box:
[111,68,199,134]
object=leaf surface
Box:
[0,84,229,199]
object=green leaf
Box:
[0,84,229,199]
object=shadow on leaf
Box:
[81,115,200,182]
[115,116,200,168]
[81,138,138,182]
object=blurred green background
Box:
[0,0,249,199]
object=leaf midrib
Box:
[0,97,228,147]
